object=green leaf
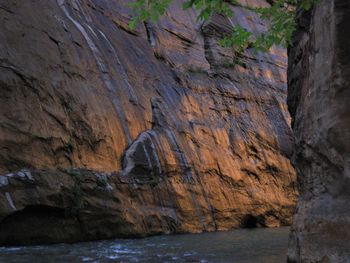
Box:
[128,17,138,30]
[128,0,320,53]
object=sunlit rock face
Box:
[0,0,296,245]
[287,0,350,262]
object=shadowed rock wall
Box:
[287,0,350,262]
[0,0,296,245]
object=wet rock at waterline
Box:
[287,0,350,262]
[0,0,297,245]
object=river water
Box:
[0,227,290,263]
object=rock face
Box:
[287,0,350,262]
[0,0,297,245]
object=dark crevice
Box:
[144,21,156,47]
[241,214,265,228]
[0,5,15,14]
[0,205,81,246]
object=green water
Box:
[0,227,290,263]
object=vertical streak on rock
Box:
[164,129,206,230]
[164,129,192,183]
[193,168,218,230]
[141,142,153,172]
[144,22,156,47]
[56,0,132,144]
[97,30,139,105]
[0,0,298,245]
[5,192,16,211]
[147,130,180,223]
[145,132,162,175]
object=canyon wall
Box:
[0,0,297,245]
[287,0,350,262]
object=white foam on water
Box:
[81,256,94,261]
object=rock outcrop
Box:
[0,0,297,245]
[287,0,350,262]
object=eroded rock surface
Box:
[287,0,350,262]
[0,0,296,245]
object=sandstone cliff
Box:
[287,0,350,262]
[0,0,297,245]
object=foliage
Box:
[128,0,319,52]
[218,24,252,53]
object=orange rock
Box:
[0,0,297,245]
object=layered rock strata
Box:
[0,0,296,245]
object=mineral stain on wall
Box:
[0,0,297,245]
